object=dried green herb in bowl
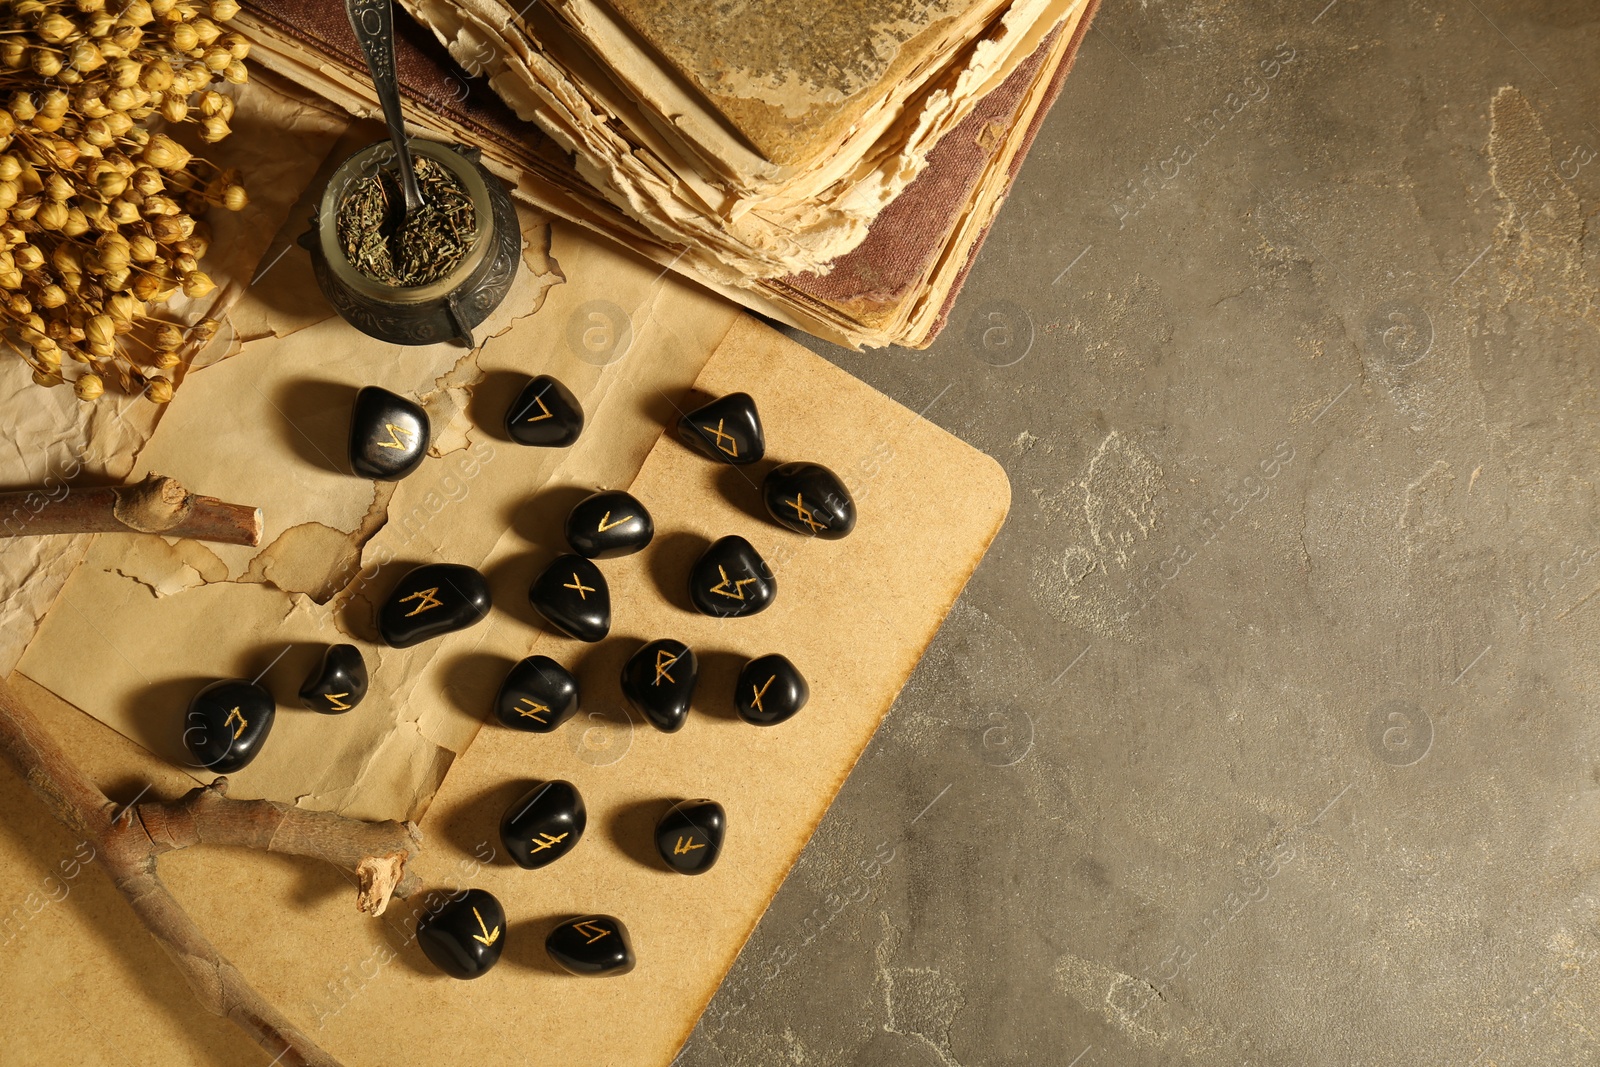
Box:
[335,155,477,288]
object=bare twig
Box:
[0,675,425,1065]
[0,473,263,546]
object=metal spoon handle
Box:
[346,0,425,216]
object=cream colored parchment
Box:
[0,71,352,678]
[18,205,741,822]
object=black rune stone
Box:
[298,643,368,714]
[545,914,636,977]
[500,779,586,870]
[378,563,492,648]
[528,554,611,642]
[621,639,698,733]
[655,799,725,875]
[676,392,764,465]
[565,490,653,559]
[349,386,430,481]
[734,654,809,727]
[689,535,775,618]
[763,462,857,539]
[505,374,584,447]
[184,679,275,773]
[493,655,579,732]
[416,888,505,980]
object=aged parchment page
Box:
[18,204,741,821]
[0,73,350,678]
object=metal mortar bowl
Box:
[299,138,519,348]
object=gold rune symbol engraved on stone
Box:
[709,565,757,600]
[653,649,681,686]
[563,574,595,600]
[751,676,775,713]
[224,707,247,740]
[672,836,705,856]
[524,395,553,422]
[471,906,501,946]
[400,587,443,616]
[376,422,414,450]
[596,511,632,532]
[515,697,549,722]
[573,920,611,944]
[785,493,826,533]
[701,419,739,458]
[528,831,569,853]
[325,692,351,712]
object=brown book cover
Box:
[235,0,1098,347]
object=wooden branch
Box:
[137,777,424,913]
[0,473,263,546]
[0,675,426,1064]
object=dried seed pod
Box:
[107,292,141,324]
[36,200,67,229]
[118,1,154,28]
[107,197,139,224]
[140,132,189,171]
[43,173,73,201]
[130,165,162,196]
[85,313,115,346]
[30,49,62,77]
[39,89,70,118]
[74,372,103,400]
[145,376,172,403]
[69,39,106,72]
[180,270,213,298]
[36,13,77,44]
[152,321,182,350]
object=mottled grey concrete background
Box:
[680,1,1600,1063]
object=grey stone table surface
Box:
[682,1,1600,1064]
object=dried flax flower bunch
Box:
[0,0,251,403]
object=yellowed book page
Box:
[581,0,1009,168]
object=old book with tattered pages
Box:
[236,0,1097,346]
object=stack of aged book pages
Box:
[237,0,1097,346]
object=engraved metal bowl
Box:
[299,138,519,348]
